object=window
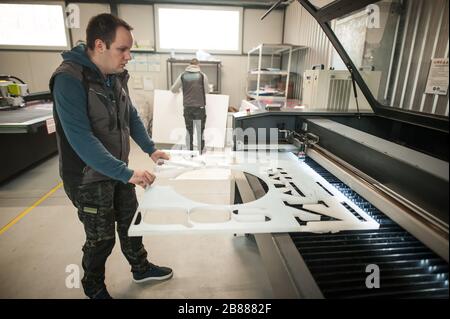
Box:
[0,2,69,50]
[155,4,242,54]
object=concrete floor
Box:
[0,141,274,299]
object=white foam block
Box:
[170,168,235,205]
[152,89,229,148]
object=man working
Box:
[49,14,172,299]
[170,58,209,153]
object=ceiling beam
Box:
[64,0,289,9]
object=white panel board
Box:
[129,151,379,236]
[152,89,229,148]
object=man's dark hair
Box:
[86,13,133,50]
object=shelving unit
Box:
[167,58,222,94]
[246,44,294,101]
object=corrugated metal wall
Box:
[386,0,449,116]
[284,0,449,117]
[283,1,333,100]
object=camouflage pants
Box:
[184,106,207,151]
[64,180,150,298]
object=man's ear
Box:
[94,39,106,53]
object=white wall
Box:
[283,1,333,99]
[0,3,110,92]
[0,51,62,92]
[70,3,111,46]
[243,9,284,53]
[0,3,284,126]
[284,1,332,68]
[118,4,154,49]
[117,5,284,126]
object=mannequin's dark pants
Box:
[183,106,206,152]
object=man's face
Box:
[102,26,133,74]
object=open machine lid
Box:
[297,0,449,133]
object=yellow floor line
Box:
[0,182,63,236]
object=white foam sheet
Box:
[128,151,380,236]
[152,89,229,148]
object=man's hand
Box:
[129,169,155,189]
[150,150,170,165]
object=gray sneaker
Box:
[132,263,173,283]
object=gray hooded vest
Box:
[49,61,131,186]
[181,72,206,107]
